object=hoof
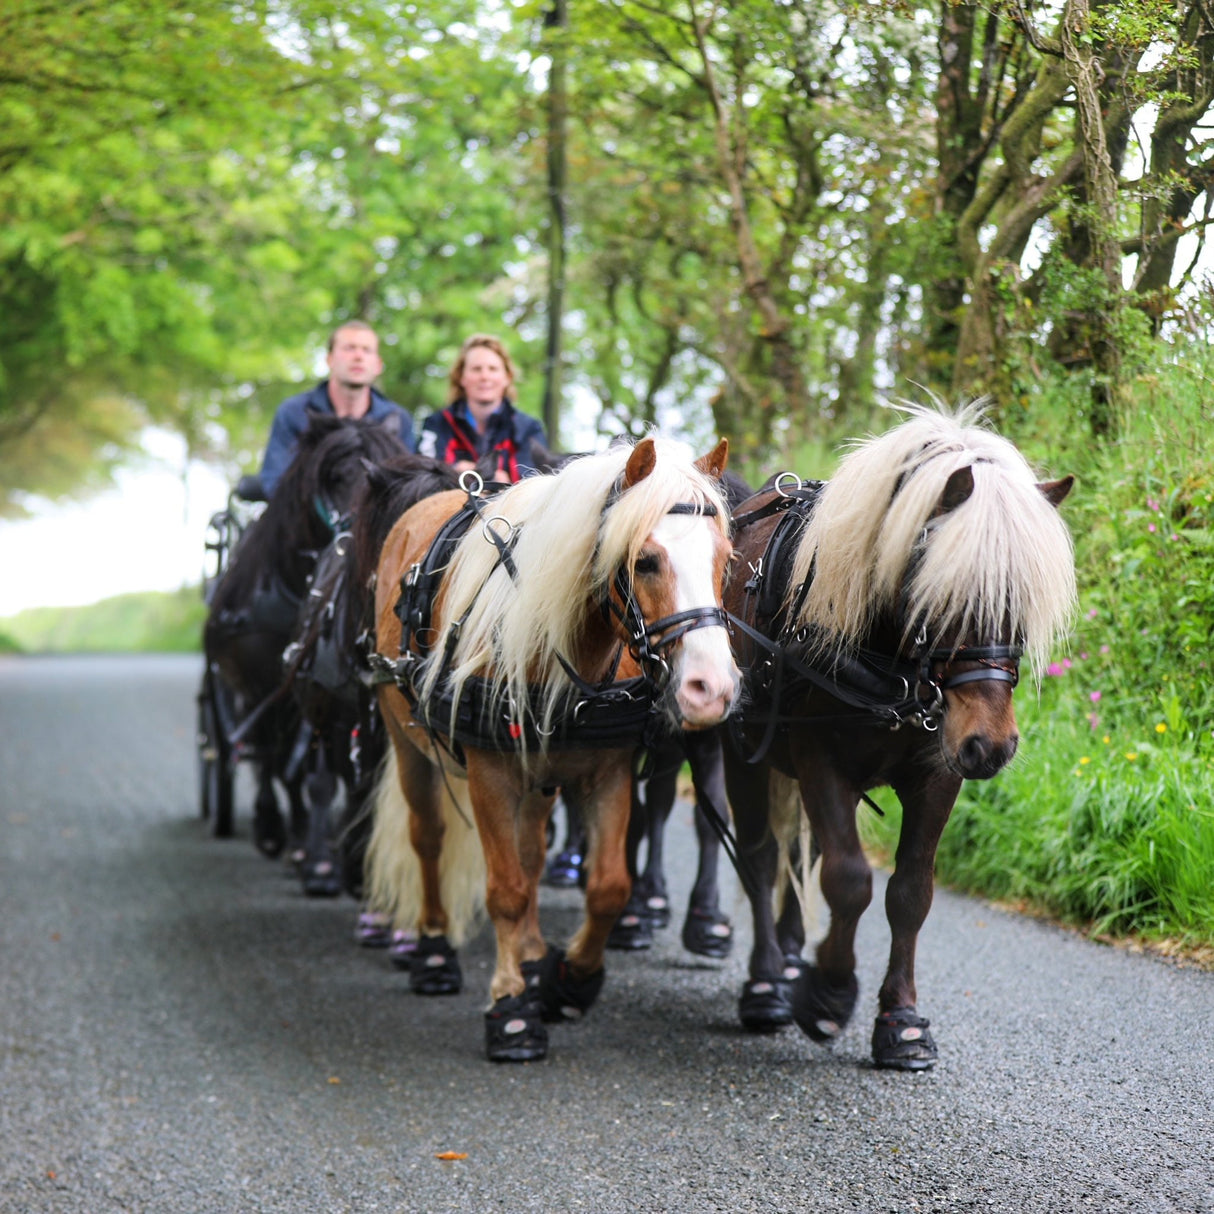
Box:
[606,896,653,951]
[353,910,392,948]
[538,946,605,1024]
[485,993,548,1062]
[872,1007,938,1071]
[253,804,287,859]
[791,965,859,1043]
[302,860,343,898]
[681,907,733,959]
[543,850,583,888]
[738,977,793,1032]
[389,929,418,970]
[408,934,462,995]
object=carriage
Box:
[196,473,267,839]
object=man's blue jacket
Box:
[258,381,415,496]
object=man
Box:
[256,321,415,497]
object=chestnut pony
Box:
[723,403,1076,1070]
[365,436,740,1062]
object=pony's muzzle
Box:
[953,730,1018,779]
[673,648,741,728]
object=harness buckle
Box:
[459,469,485,496]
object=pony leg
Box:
[517,788,556,965]
[539,759,632,1024]
[680,731,733,959]
[252,762,286,859]
[870,771,960,1071]
[605,760,671,951]
[461,756,551,1062]
[723,753,793,1031]
[302,741,343,898]
[788,752,869,1044]
[544,792,586,888]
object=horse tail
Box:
[770,770,822,948]
[364,745,486,947]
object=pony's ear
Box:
[623,438,657,487]
[939,465,975,512]
[1037,475,1074,507]
[379,413,401,438]
[695,438,729,479]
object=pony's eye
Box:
[634,553,661,577]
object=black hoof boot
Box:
[485,993,548,1062]
[738,977,793,1032]
[538,946,605,1023]
[606,896,653,951]
[633,878,670,929]
[302,859,343,898]
[408,934,462,995]
[681,907,733,959]
[791,965,859,1042]
[872,1007,938,1071]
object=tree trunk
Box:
[541,0,568,446]
[1061,0,1124,437]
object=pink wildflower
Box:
[1089,691,1102,703]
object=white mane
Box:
[419,436,730,742]
[787,401,1076,676]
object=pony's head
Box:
[275,411,408,535]
[430,435,740,738]
[213,413,408,613]
[787,400,1077,778]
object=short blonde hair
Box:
[327,320,378,352]
[446,333,517,404]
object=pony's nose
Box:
[676,665,740,727]
[957,732,1018,779]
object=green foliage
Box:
[0,587,207,654]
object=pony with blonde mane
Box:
[365,436,739,1062]
[723,401,1076,1070]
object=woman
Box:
[417,334,546,482]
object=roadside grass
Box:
[0,585,207,653]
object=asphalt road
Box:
[0,654,1210,1214]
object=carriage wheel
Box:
[198,675,235,838]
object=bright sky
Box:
[0,429,233,617]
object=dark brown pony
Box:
[203,412,407,857]
[364,437,740,1062]
[723,403,1076,1070]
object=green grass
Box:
[0,585,207,653]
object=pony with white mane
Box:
[365,435,739,1062]
[723,401,1076,1069]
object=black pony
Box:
[281,452,464,897]
[202,412,407,858]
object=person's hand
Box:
[452,459,476,474]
